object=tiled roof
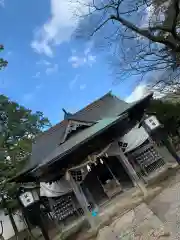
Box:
[69,91,129,122]
[37,115,127,170]
[26,92,145,170]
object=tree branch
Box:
[92,0,117,11]
[90,17,113,36]
[110,14,175,48]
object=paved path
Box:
[149,169,180,239]
[97,168,180,240]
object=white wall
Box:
[0,210,26,240]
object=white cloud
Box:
[69,74,80,90]
[36,59,51,66]
[36,60,58,75]
[68,56,86,68]
[32,72,40,78]
[45,63,58,75]
[31,40,53,57]
[31,0,89,57]
[80,84,86,90]
[68,46,96,68]
[125,83,165,103]
[126,84,148,103]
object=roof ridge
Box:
[72,91,113,116]
[110,92,128,103]
[35,92,112,140]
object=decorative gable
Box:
[60,119,94,144]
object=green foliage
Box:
[0,45,8,69]
[148,99,180,136]
[0,94,51,209]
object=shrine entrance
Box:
[82,166,108,206]
[106,156,133,189]
[82,156,133,206]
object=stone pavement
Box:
[149,169,180,239]
[97,203,170,240]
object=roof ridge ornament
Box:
[62,108,73,120]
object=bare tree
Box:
[74,0,180,93]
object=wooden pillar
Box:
[66,171,97,229]
[117,147,147,196]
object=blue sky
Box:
[0,0,145,124]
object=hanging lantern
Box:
[87,164,91,172]
[144,115,161,131]
[100,158,104,164]
[18,185,39,208]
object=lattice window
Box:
[51,194,76,221]
[130,143,165,176]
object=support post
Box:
[117,147,147,196]
[66,171,97,229]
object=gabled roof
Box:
[25,92,152,172]
[37,115,128,170]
